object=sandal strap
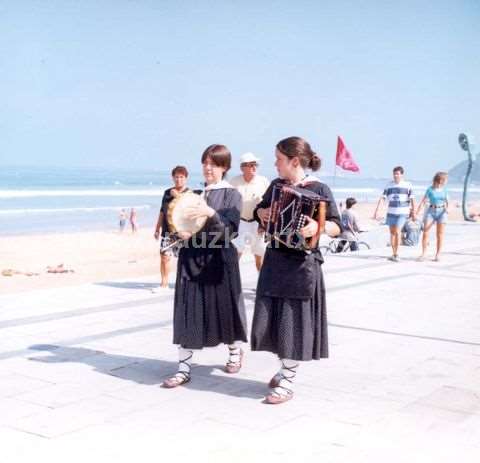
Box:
[178,349,193,374]
[227,347,242,366]
[268,360,298,397]
[173,370,190,381]
[277,360,298,384]
[270,385,293,398]
[280,360,298,376]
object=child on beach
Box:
[119,209,127,233]
[416,171,449,261]
[401,213,423,246]
[251,136,341,404]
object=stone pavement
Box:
[1,222,479,462]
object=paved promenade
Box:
[1,222,479,462]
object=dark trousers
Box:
[336,240,358,252]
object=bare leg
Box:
[255,254,263,272]
[435,223,445,259]
[160,254,171,287]
[389,226,400,256]
[420,220,434,258]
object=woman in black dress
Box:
[163,144,248,388]
[252,136,341,404]
[154,165,190,288]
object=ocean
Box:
[0,166,478,236]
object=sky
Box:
[1,0,479,179]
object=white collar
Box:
[204,179,233,191]
[300,174,321,185]
[287,174,321,187]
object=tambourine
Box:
[161,192,208,252]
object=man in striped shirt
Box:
[373,166,416,262]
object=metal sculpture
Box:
[458,133,477,222]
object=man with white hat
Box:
[230,152,270,271]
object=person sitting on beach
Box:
[373,166,415,262]
[401,213,423,246]
[336,197,362,252]
[416,171,449,262]
[46,264,74,273]
[154,166,190,288]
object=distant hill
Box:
[449,160,480,183]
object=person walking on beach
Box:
[154,166,190,288]
[373,166,415,262]
[162,144,247,388]
[230,152,270,271]
[129,208,138,233]
[251,136,341,404]
[416,171,449,262]
[119,209,127,233]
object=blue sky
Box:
[1,0,479,179]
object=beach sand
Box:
[0,229,161,295]
[1,200,478,295]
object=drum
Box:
[166,191,208,235]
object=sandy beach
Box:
[0,229,161,295]
[1,200,477,295]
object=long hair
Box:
[432,171,448,187]
[276,136,321,171]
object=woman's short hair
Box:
[171,165,188,177]
[276,136,321,171]
[201,144,232,177]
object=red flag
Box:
[335,136,360,172]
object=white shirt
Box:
[230,174,270,220]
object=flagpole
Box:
[333,136,338,190]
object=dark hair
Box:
[276,136,321,171]
[433,171,448,187]
[346,197,357,209]
[201,144,231,178]
[171,165,188,177]
[393,166,404,174]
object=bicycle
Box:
[319,236,370,256]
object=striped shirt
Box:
[382,180,414,216]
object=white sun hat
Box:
[240,152,260,164]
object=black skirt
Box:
[250,247,328,361]
[172,245,248,349]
